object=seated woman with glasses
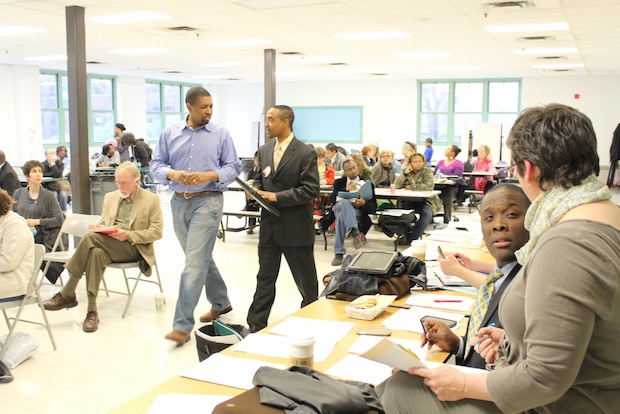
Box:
[371,149,397,188]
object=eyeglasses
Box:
[344,167,357,172]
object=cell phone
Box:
[420,316,457,329]
[456,226,469,231]
[436,245,447,259]
[356,327,392,336]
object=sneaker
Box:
[358,234,367,244]
[331,254,344,266]
[352,234,363,250]
[43,292,78,311]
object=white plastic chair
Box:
[40,213,101,288]
[0,244,57,361]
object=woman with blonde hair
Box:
[349,153,372,182]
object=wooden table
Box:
[109,297,457,413]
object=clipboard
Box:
[234,177,281,217]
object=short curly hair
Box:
[507,103,599,189]
[22,160,43,177]
[0,189,14,216]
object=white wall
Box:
[116,76,147,139]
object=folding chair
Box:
[101,255,163,318]
[40,213,101,288]
[0,244,57,361]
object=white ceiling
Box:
[1,0,619,83]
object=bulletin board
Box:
[291,106,363,143]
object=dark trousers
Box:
[439,186,457,223]
[247,237,318,332]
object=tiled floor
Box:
[1,189,480,414]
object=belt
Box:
[174,190,215,199]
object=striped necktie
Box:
[465,268,503,357]
[273,143,283,170]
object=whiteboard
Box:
[472,123,504,161]
[291,106,363,143]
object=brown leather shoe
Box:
[199,304,233,323]
[165,329,190,346]
[83,311,99,333]
[43,292,78,311]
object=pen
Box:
[433,299,463,303]
[438,245,465,265]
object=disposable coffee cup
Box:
[154,293,165,313]
[289,334,315,368]
[389,184,396,194]
[410,240,427,262]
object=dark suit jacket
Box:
[0,162,21,196]
[325,175,377,234]
[254,136,319,247]
[459,263,522,369]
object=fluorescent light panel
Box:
[513,47,578,55]
[109,47,168,55]
[232,0,335,10]
[211,39,274,47]
[0,25,45,37]
[335,31,409,40]
[394,52,452,59]
[485,23,569,33]
[87,11,172,25]
[24,55,67,62]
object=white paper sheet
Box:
[405,291,474,312]
[147,394,231,414]
[381,307,466,334]
[324,354,393,385]
[231,332,336,362]
[268,316,355,343]
[181,353,286,389]
[349,335,429,362]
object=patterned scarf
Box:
[515,175,611,264]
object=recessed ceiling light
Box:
[24,55,67,62]
[232,0,335,10]
[514,47,578,55]
[394,52,452,59]
[532,63,584,69]
[335,31,409,40]
[485,23,569,33]
[0,25,45,37]
[87,11,172,25]
[109,47,168,55]
[199,61,247,67]
[432,66,480,71]
[211,39,274,47]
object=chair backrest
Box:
[50,213,101,252]
[25,244,46,296]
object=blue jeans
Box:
[410,202,433,242]
[171,193,230,333]
[333,200,364,255]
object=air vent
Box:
[226,78,241,81]
[87,61,102,64]
[544,69,574,72]
[486,1,532,10]
[370,73,388,76]
[167,26,198,32]
[536,56,566,60]
[328,62,346,66]
[519,36,556,42]
[281,51,302,55]
[165,70,182,74]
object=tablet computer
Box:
[234,177,281,217]
[347,251,398,275]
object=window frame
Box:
[145,80,199,142]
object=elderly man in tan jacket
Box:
[43,162,163,332]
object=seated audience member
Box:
[56,145,70,172]
[377,103,620,414]
[434,144,466,222]
[399,140,417,167]
[13,160,65,284]
[323,159,376,266]
[0,189,34,302]
[0,150,21,197]
[361,145,376,167]
[96,143,121,167]
[42,147,69,212]
[325,143,347,174]
[349,153,373,182]
[424,137,434,166]
[472,145,497,193]
[43,162,163,333]
[371,149,397,188]
[315,146,335,185]
[394,153,442,243]
[121,133,152,167]
[424,184,530,369]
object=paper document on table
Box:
[382,307,465,334]
[268,316,355,343]
[431,267,472,287]
[406,291,474,312]
[361,338,427,371]
[147,394,231,414]
[231,332,335,362]
[380,209,414,217]
[324,354,393,385]
[181,353,285,389]
[349,335,429,362]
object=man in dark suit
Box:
[420,184,530,369]
[0,151,21,196]
[247,105,320,333]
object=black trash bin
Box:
[195,322,250,362]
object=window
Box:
[418,79,520,146]
[39,71,117,147]
[145,81,199,141]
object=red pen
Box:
[433,299,463,303]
